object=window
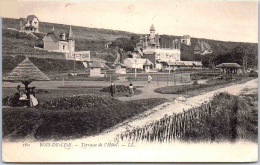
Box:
[63,45,65,50]
[30,21,32,24]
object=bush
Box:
[40,94,120,110]
[249,71,258,77]
[101,85,136,93]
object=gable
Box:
[43,33,59,43]
[194,44,201,51]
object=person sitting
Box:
[17,85,27,100]
[29,87,38,107]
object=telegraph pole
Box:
[135,59,137,80]
[74,53,76,77]
[168,60,171,75]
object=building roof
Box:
[27,15,38,22]
[216,63,241,69]
[161,60,202,66]
[193,61,203,66]
[182,35,190,39]
[126,58,146,64]
[125,58,153,65]
[150,24,155,31]
[194,40,212,53]
[143,59,154,66]
[4,57,50,82]
[20,15,38,24]
[68,25,73,40]
[44,26,74,41]
[89,61,106,68]
[116,64,127,68]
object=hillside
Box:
[2,17,258,69]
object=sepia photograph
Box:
[1,0,258,162]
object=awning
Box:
[3,57,50,82]
[216,63,241,69]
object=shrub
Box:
[101,85,136,93]
[249,71,258,77]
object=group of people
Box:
[109,75,153,98]
[109,82,134,98]
[17,85,38,107]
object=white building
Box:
[19,15,40,32]
[181,35,191,46]
[136,24,181,69]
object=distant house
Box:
[181,35,191,46]
[105,42,112,48]
[88,61,106,77]
[115,64,127,74]
[194,39,213,55]
[43,26,75,53]
[124,58,153,70]
[19,15,40,32]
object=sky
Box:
[16,0,258,43]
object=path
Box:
[116,79,207,101]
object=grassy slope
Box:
[2,17,134,61]
[2,17,258,69]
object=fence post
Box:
[174,74,176,86]
[230,99,238,141]
[157,75,159,86]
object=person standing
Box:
[148,74,152,84]
[129,83,134,97]
[110,82,116,98]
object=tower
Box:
[150,24,156,40]
[68,25,75,55]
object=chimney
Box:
[145,36,148,48]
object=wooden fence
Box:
[116,103,212,143]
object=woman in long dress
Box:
[29,87,38,107]
[129,83,134,97]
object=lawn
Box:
[154,77,255,96]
